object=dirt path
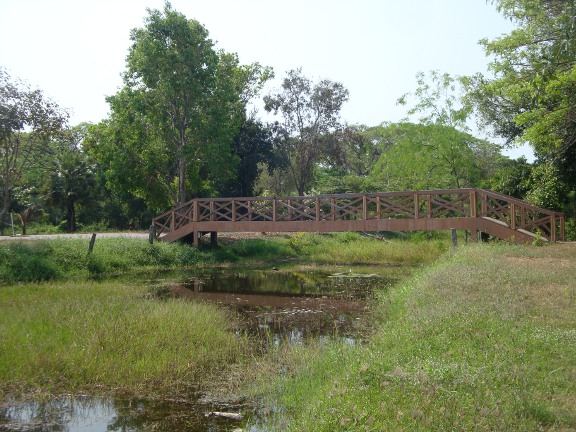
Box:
[0,232,149,241]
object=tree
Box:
[369,123,482,191]
[43,125,97,232]
[264,68,349,196]
[0,67,68,231]
[219,118,286,197]
[397,70,472,130]
[466,0,576,210]
[90,3,271,210]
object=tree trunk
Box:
[66,197,76,232]
[0,186,11,235]
[178,155,186,206]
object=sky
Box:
[0,0,532,160]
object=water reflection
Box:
[169,268,389,344]
[0,396,243,431]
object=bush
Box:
[0,243,61,283]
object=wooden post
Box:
[510,204,516,230]
[316,197,320,221]
[88,233,97,253]
[451,229,457,248]
[414,193,419,219]
[551,214,557,242]
[149,225,155,244]
[362,195,368,220]
[331,198,335,221]
[210,231,218,247]
[272,197,277,222]
[469,191,477,218]
[193,201,199,222]
[193,231,199,247]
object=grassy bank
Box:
[0,232,445,284]
[249,243,576,430]
[0,279,246,398]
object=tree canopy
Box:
[88,3,271,210]
[467,0,576,210]
[0,67,68,229]
[264,68,349,196]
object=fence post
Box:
[88,233,97,254]
[149,225,155,244]
[451,228,457,248]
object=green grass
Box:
[0,232,454,409]
[248,243,576,430]
[0,280,247,398]
[0,233,446,284]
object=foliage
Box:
[264,68,349,195]
[398,70,472,130]
[0,67,68,229]
[43,125,98,232]
[481,156,533,198]
[87,3,271,210]
[369,122,483,190]
[219,117,287,197]
[466,0,576,210]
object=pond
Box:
[0,265,410,432]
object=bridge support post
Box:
[193,231,199,247]
[451,229,457,248]
[210,231,218,247]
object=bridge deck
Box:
[152,188,565,245]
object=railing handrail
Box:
[152,188,565,242]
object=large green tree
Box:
[89,3,270,210]
[369,122,482,191]
[264,68,349,196]
[467,0,576,210]
[0,67,68,231]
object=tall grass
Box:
[249,243,576,430]
[0,233,447,284]
[0,280,247,398]
[0,238,202,283]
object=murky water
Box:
[168,268,391,345]
[0,395,244,431]
[1,266,406,432]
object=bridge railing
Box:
[152,188,565,242]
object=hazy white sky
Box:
[0,0,530,159]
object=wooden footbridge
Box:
[152,188,565,245]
